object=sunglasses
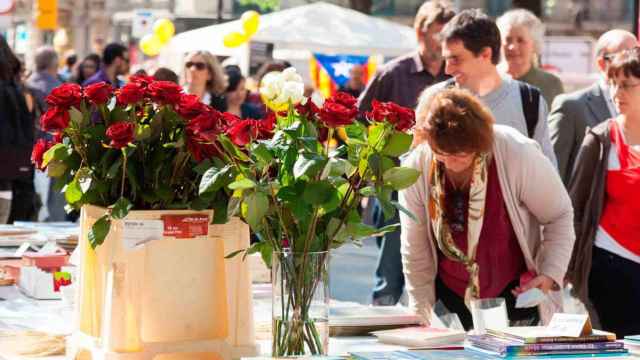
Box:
[185,61,207,71]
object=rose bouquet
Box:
[194,68,420,355]
[32,75,247,247]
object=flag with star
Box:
[310,53,378,98]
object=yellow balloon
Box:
[223,32,248,48]
[153,18,175,44]
[241,11,260,37]
[139,34,162,57]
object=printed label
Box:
[161,214,209,239]
[122,219,164,249]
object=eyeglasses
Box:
[609,82,640,92]
[186,61,207,71]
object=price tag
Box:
[547,313,592,337]
[122,220,164,250]
[161,214,209,239]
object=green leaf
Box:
[382,132,413,157]
[193,159,213,175]
[106,157,123,179]
[42,143,68,168]
[303,181,335,205]
[368,153,395,178]
[69,107,83,125]
[88,215,111,249]
[368,122,386,148]
[345,122,366,141]
[199,165,233,195]
[359,186,376,197]
[383,167,421,190]
[211,195,230,224]
[228,178,256,190]
[293,153,327,179]
[76,168,93,194]
[225,249,245,259]
[242,191,269,230]
[219,134,250,162]
[111,197,133,219]
[321,158,354,179]
[392,201,418,222]
[251,142,274,164]
[65,177,83,204]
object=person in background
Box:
[27,47,61,98]
[153,67,179,84]
[420,9,557,165]
[224,65,264,119]
[0,36,36,223]
[182,50,227,111]
[357,0,456,306]
[72,53,101,85]
[339,65,366,98]
[568,47,640,337]
[83,43,129,88]
[401,88,573,329]
[496,9,564,106]
[59,51,77,82]
[548,30,638,186]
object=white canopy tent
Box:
[158,2,417,79]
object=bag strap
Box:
[518,81,540,138]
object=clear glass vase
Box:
[272,249,329,356]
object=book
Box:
[349,350,491,360]
[466,344,629,359]
[468,334,624,355]
[371,326,466,348]
[329,302,421,336]
[486,326,617,344]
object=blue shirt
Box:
[82,68,124,88]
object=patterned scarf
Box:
[428,153,489,308]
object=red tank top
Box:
[599,120,640,255]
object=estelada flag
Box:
[309,53,378,98]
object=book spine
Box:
[531,335,616,344]
[508,342,624,354]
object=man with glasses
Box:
[83,43,130,88]
[548,30,638,186]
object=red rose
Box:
[221,112,241,129]
[84,81,113,105]
[31,139,54,170]
[41,107,70,132]
[226,119,258,146]
[129,74,155,87]
[367,100,415,131]
[295,99,320,118]
[186,110,224,162]
[148,81,182,106]
[258,112,276,139]
[46,83,82,109]
[116,82,146,105]
[106,122,135,149]
[319,101,358,128]
[332,91,358,108]
[177,94,210,120]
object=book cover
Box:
[468,334,624,354]
[486,326,617,344]
[350,350,497,360]
[467,344,629,358]
[371,326,466,347]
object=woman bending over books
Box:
[568,47,640,337]
[399,88,575,330]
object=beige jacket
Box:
[399,125,575,324]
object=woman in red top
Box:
[569,47,640,336]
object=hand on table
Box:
[511,274,555,296]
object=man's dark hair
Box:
[439,9,501,65]
[102,43,128,66]
[66,53,78,67]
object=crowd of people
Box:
[360,0,639,337]
[0,0,638,337]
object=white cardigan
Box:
[399,125,575,324]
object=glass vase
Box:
[272,249,329,356]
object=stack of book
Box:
[623,335,640,356]
[467,326,627,358]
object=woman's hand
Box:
[511,274,555,296]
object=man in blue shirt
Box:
[83,43,129,88]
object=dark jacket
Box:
[567,120,611,306]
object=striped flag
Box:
[310,53,379,98]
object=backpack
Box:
[0,80,35,180]
[443,78,540,138]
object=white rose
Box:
[311,91,325,108]
[281,81,305,105]
[281,67,303,84]
[259,71,284,100]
